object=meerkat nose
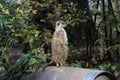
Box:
[64,24,67,27]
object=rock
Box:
[21,66,116,80]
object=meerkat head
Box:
[56,20,67,29]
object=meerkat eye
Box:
[57,23,60,26]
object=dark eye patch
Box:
[57,23,60,26]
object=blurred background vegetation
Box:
[0,0,120,80]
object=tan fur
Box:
[42,20,68,70]
[52,20,68,66]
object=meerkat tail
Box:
[42,60,53,71]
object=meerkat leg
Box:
[60,62,63,66]
[56,63,59,67]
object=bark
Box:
[112,0,120,16]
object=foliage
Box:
[0,0,39,48]
[0,47,42,80]
[0,0,120,79]
[0,0,43,80]
[98,62,120,72]
[92,0,120,62]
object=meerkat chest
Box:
[62,29,67,40]
[54,29,67,39]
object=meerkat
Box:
[51,20,68,66]
[42,20,68,70]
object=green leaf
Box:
[111,66,117,70]
[12,17,21,25]
[95,38,106,47]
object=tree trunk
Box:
[112,0,119,16]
